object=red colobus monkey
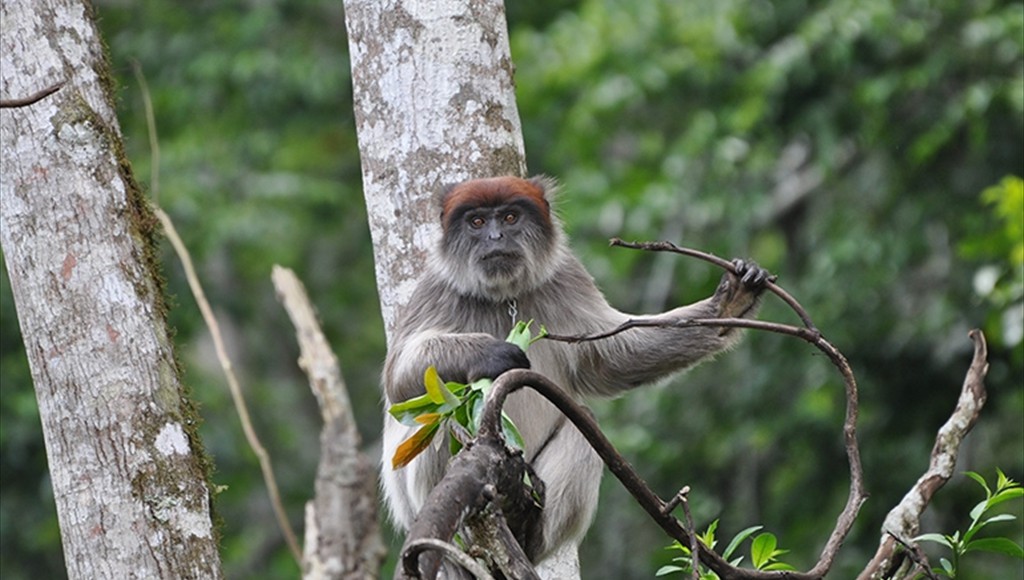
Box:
[382,176,769,563]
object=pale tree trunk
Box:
[0,2,223,578]
[343,0,578,577]
[344,0,528,341]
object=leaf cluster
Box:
[388,322,546,468]
[914,469,1024,578]
[656,520,795,578]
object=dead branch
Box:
[858,330,989,580]
[271,266,386,580]
[137,65,302,562]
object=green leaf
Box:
[448,434,463,456]
[505,320,535,351]
[722,525,761,560]
[966,513,1018,544]
[750,533,777,569]
[996,467,1011,490]
[389,392,438,416]
[965,537,1024,559]
[469,377,492,392]
[989,487,1024,509]
[969,498,988,523]
[501,412,525,449]
[699,519,719,550]
[939,557,954,576]
[655,565,687,576]
[425,366,460,406]
[980,513,1017,526]
[466,391,485,436]
[915,533,955,549]
[389,398,443,427]
[965,471,992,497]
[763,562,797,571]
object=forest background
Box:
[1,0,1022,578]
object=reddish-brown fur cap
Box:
[440,176,551,229]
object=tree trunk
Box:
[344,0,528,341]
[0,2,223,578]
[343,0,579,577]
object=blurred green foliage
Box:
[1,0,1021,578]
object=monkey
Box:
[381,175,770,565]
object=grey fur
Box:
[381,177,765,564]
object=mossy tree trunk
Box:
[0,2,223,578]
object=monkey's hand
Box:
[466,338,531,383]
[714,258,772,319]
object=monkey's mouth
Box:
[481,250,520,261]
[478,251,523,278]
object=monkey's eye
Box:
[503,212,518,225]
[469,216,486,229]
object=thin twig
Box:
[678,487,701,580]
[888,532,940,580]
[543,239,867,577]
[130,62,160,203]
[609,238,818,331]
[156,210,303,564]
[0,81,63,108]
[134,69,301,563]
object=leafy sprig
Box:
[914,468,1024,577]
[389,321,546,469]
[656,520,795,578]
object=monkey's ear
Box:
[433,181,462,222]
[528,175,559,203]
[432,183,456,210]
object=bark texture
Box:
[344,0,528,342]
[0,2,222,578]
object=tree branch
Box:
[546,240,866,577]
[271,266,385,579]
[158,210,302,563]
[858,330,989,580]
[0,81,63,108]
[398,432,542,580]
[608,238,818,332]
[481,369,831,580]
[403,539,496,580]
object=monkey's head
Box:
[435,176,564,301]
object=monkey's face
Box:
[440,198,556,300]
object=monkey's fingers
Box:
[731,258,775,288]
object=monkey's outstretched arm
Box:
[571,259,770,395]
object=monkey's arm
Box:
[572,259,769,395]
